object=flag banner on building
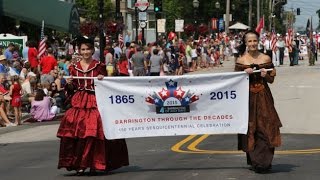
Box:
[95,72,249,139]
[211,18,218,30]
[218,18,224,31]
[38,20,46,58]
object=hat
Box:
[0,55,6,61]
[27,72,36,77]
[76,35,94,46]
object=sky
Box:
[285,0,319,31]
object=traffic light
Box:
[297,8,300,15]
[154,0,163,13]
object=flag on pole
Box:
[118,33,124,49]
[309,17,315,53]
[38,20,46,58]
[306,19,310,35]
[286,28,293,52]
[271,29,277,52]
[255,17,264,34]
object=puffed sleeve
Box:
[98,62,107,76]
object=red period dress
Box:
[57,60,129,171]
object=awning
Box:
[229,22,250,30]
[1,0,80,34]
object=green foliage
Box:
[75,0,114,21]
[317,9,320,30]
[163,0,184,32]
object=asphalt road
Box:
[0,56,319,180]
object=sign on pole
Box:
[219,18,224,31]
[135,0,150,12]
[138,12,147,21]
[157,19,166,33]
[175,20,184,32]
[223,14,233,21]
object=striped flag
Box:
[286,28,293,52]
[38,20,46,58]
[271,29,277,52]
[118,33,124,49]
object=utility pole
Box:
[257,0,260,26]
[248,0,252,28]
[135,0,138,42]
[225,0,230,34]
[98,0,104,62]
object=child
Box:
[9,75,22,125]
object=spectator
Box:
[0,74,14,127]
[48,82,63,110]
[22,41,29,61]
[38,48,58,85]
[9,75,22,125]
[30,89,57,122]
[149,48,163,76]
[28,41,39,72]
[0,55,9,74]
[117,54,129,76]
[4,43,15,62]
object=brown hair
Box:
[34,89,46,101]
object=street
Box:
[0,57,320,180]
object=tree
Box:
[316,9,320,30]
[75,0,114,21]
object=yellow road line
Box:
[172,134,320,155]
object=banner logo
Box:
[145,79,199,114]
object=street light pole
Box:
[215,1,220,35]
[98,0,105,62]
[193,0,199,40]
[225,0,230,34]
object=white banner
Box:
[95,72,249,139]
[157,19,166,33]
[175,19,184,32]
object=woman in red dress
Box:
[57,36,129,175]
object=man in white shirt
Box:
[263,34,273,60]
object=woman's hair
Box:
[49,82,58,96]
[80,42,94,50]
[237,30,260,56]
[11,75,20,85]
[34,89,46,101]
[119,54,127,62]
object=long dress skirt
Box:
[57,91,129,171]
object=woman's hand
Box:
[66,76,73,84]
[97,75,104,80]
[260,68,267,77]
[244,68,254,74]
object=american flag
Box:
[38,20,46,57]
[270,29,277,52]
[286,28,293,52]
[118,33,124,49]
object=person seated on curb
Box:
[21,72,37,112]
[30,89,57,122]
[0,82,15,127]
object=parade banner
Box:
[95,72,249,139]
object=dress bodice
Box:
[235,62,276,93]
[69,60,107,91]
